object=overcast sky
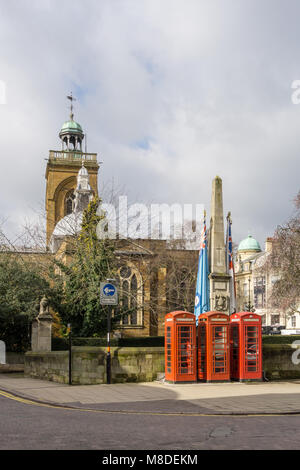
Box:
[0,0,300,248]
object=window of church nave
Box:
[116,265,143,327]
[65,190,75,215]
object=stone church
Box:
[38,98,292,338]
[45,104,199,338]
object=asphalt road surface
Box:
[1,393,300,451]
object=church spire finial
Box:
[67,92,76,121]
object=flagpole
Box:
[226,212,236,315]
[194,209,210,324]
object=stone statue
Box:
[39,296,49,317]
[31,296,52,352]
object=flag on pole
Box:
[194,211,210,323]
[226,212,236,314]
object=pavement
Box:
[1,373,300,415]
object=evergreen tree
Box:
[54,197,118,336]
[0,254,57,351]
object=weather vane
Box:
[67,92,76,120]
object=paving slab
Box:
[1,373,300,415]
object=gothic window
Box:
[65,190,75,215]
[117,265,143,327]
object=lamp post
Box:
[245,277,255,312]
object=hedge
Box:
[262,335,300,344]
[52,334,300,351]
[52,336,165,350]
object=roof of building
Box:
[60,119,83,135]
[238,235,261,252]
[52,212,83,238]
[78,162,89,177]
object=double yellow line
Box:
[0,389,71,410]
[1,388,299,417]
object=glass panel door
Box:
[177,325,194,375]
[166,326,171,374]
[212,325,227,375]
[244,325,258,372]
[198,324,206,379]
[230,324,239,376]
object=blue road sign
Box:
[100,281,118,305]
[102,284,116,296]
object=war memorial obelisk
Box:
[208,176,230,314]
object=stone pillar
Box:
[31,319,39,352]
[37,317,52,352]
[31,297,52,352]
[0,340,6,364]
[144,274,151,335]
[157,267,167,336]
[209,176,230,314]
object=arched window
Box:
[116,265,143,327]
[65,190,75,215]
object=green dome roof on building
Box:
[238,235,261,252]
[60,119,83,135]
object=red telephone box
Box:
[198,311,230,382]
[230,312,262,381]
[165,311,197,383]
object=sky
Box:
[0,0,300,249]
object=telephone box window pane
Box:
[213,326,226,374]
[231,324,239,374]
[166,327,172,372]
[200,325,206,373]
[177,325,194,375]
[245,325,258,372]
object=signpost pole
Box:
[68,323,72,386]
[107,307,111,384]
[100,279,118,385]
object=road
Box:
[1,393,300,451]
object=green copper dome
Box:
[238,235,261,252]
[60,119,83,135]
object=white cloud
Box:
[0,0,299,248]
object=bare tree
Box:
[266,191,300,315]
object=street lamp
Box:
[245,277,255,312]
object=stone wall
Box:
[263,344,300,380]
[25,351,69,383]
[0,352,25,374]
[25,346,165,385]
[24,344,300,385]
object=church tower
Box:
[45,95,99,245]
